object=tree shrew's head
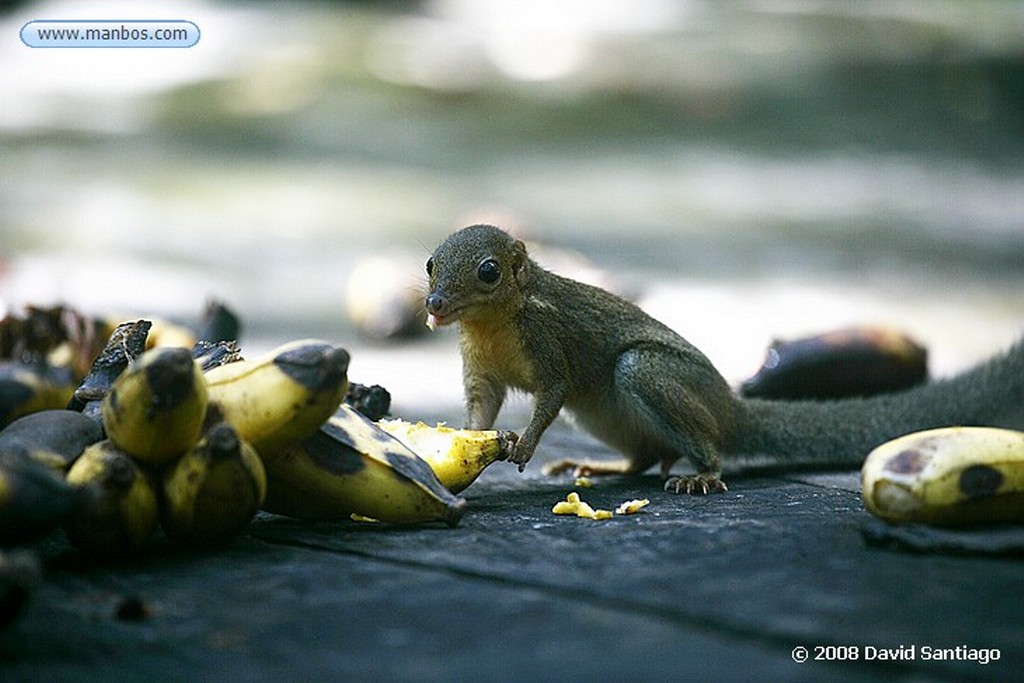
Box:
[424,225,529,329]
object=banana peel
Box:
[262,406,467,527]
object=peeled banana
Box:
[0,409,103,472]
[262,405,467,526]
[376,419,515,493]
[861,426,1024,525]
[64,440,159,555]
[161,422,267,545]
[102,347,208,465]
[204,340,350,456]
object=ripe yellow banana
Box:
[0,455,88,546]
[861,426,1024,525]
[204,340,350,456]
[101,347,208,465]
[64,440,159,555]
[262,406,467,526]
[375,419,516,493]
[161,422,267,545]
[0,361,77,429]
[0,409,104,472]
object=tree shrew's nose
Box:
[425,293,446,315]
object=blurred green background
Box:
[2,0,1022,417]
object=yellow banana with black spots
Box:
[64,440,159,555]
[861,426,1024,525]
[376,419,516,493]
[203,340,350,456]
[101,347,208,465]
[262,405,467,526]
[161,422,267,545]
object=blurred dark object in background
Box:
[0,0,26,12]
[741,327,928,400]
[196,300,241,345]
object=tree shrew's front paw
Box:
[509,439,536,472]
[664,473,728,495]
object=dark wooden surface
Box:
[2,424,1020,682]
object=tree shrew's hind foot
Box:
[664,473,728,495]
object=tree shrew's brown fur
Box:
[425,225,1024,494]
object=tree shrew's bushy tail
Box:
[728,337,1024,469]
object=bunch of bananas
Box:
[66,344,271,553]
[0,306,524,634]
[1,316,522,563]
[64,339,354,553]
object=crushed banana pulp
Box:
[551,492,650,521]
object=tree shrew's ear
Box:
[512,239,529,286]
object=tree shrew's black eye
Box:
[425,257,434,277]
[477,258,500,284]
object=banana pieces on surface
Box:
[262,406,467,527]
[64,440,159,555]
[376,419,516,493]
[861,426,1024,525]
[161,422,267,545]
[204,340,350,456]
[102,347,208,465]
